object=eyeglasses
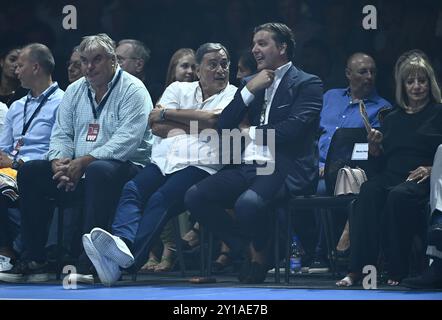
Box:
[205,60,230,71]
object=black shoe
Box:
[212,252,233,274]
[402,263,442,289]
[0,260,49,283]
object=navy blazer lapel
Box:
[266,66,298,124]
[271,65,298,109]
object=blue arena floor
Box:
[1,270,441,301]
[1,281,441,300]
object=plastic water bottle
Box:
[290,235,303,274]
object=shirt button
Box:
[342,115,346,118]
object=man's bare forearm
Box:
[151,121,190,138]
[163,109,219,129]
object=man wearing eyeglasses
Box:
[67,45,82,84]
[0,34,153,283]
[185,22,323,284]
[116,39,150,84]
[80,43,237,286]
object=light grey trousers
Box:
[431,144,442,214]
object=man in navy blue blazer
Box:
[185,22,323,283]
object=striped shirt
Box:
[48,67,153,166]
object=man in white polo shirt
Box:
[82,43,237,286]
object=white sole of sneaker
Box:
[82,234,121,287]
[0,273,24,283]
[66,273,94,284]
[90,228,134,268]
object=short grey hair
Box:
[79,33,116,60]
[195,43,230,65]
[117,39,151,63]
[23,43,55,75]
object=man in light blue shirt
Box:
[309,53,392,274]
[0,43,64,273]
[0,34,153,283]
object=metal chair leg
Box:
[56,207,64,281]
[173,216,186,277]
[274,209,280,284]
[285,209,292,284]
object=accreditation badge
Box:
[86,123,100,142]
[11,137,24,157]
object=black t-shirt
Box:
[0,87,27,107]
[380,102,442,179]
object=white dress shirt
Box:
[151,81,237,175]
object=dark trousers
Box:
[185,163,286,254]
[111,164,210,271]
[349,173,429,280]
[0,196,18,249]
[17,159,140,268]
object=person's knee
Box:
[184,185,200,210]
[234,189,265,226]
[120,179,140,198]
[84,160,111,182]
[184,185,206,222]
[387,186,410,206]
[17,160,49,184]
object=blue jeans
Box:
[112,164,209,271]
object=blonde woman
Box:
[337,51,442,287]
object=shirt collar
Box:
[274,61,292,81]
[27,82,59,101]
[196,81,229,103]
[344,87,380,104]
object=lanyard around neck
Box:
[87,69,122,120]
[22,84,58,136]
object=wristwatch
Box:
[11,159,21,170]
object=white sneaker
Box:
[65,273,94,284]
[0,255,13,272]
[90,227,134,268]
[82,233,121,286]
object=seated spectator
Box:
[0,43,64,275]
[0,45,26,106]
[116,39,151,85]
[236,49,257,85]
[66,46,82,84]
[0,33,152,283]
[82,43,237,286]
[185,22,322,284]
[336,51,442,287]
[181,49,257,273]
[310,53,391,274]
[143,48,197,273]
[402,144,442,289]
